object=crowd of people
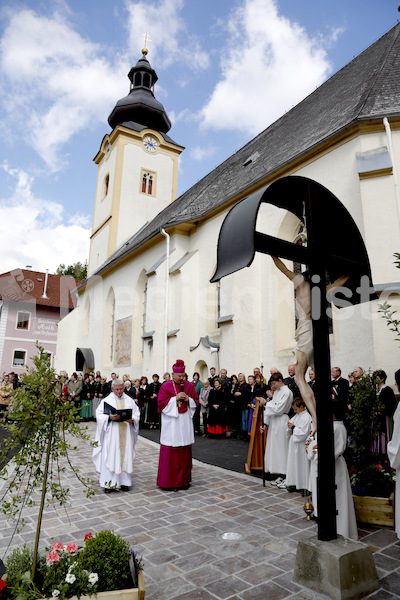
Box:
[2,360,400,540]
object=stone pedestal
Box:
[293,535,379,600]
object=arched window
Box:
[101,173,110,201]
[143,73,150,88]
[140,169,156,196]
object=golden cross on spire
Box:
[142,32,151,55]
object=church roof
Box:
[90,23,400,280]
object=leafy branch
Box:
[378,252,400,345]
[0,344,97,580]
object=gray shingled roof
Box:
[88,23,400,281]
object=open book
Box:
[103,402,132,422]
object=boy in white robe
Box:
[93,379,140,493]
[387,398,400,538]
[307,410,358,540]
[261,372,293,486]
[286,398,312,492]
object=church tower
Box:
[88,48,184,276]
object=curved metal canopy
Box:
[76,347,95,371]
[211,176,376,307]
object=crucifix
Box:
[211,175,376,541]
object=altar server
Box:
[307,407,358,540]
[286,398,312,492]
[387,397,400,538]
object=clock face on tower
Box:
[143,135,159,152]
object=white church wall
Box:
[88,223,111,277]
[92,146,116,231]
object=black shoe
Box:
[120,485,129,492]
[104,488,114,494]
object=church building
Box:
[55,24,400,382]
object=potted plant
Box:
[346,371,395,526]
[2,531,145,600]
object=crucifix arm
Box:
[271,256,297,281]
[326,275,349,293]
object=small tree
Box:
[56,261,87,280]
[378,252,400,345]
[0,344,96,580]
[346,371,394,496]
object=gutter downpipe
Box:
[161,228,170,374]
[383,117,400,224]
[42,269,49,299]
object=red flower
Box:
[84,533,93,541]
[46,550,60,564]
[0,579,7,595]
[374,464,383,471]
[51,542,64,551]
[349,468,357,475]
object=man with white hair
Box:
[93,379,140,493]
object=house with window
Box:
[0,269,79,376]
[55,25,400,382]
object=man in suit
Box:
[67,372,83,411]
[331,367,349,413]
[283,364,301,400]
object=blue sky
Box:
[0,0,398,273]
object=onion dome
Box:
[108,49,171,133]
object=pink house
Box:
[0,269,79,376]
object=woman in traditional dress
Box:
[207,378,228,438]
[192,372,203,434]
[79,374,92,421]
[147,374,162,429]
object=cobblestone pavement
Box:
[1,423,400,599]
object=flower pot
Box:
[352,492,394,527]
[68,571,145,600]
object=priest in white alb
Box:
[157,359,199,490]
[93,379,140,493]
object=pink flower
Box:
[51,543,64,551]
[66,543,78,554]
[84,533,93,541]
[46,550,60,564]
[374,464,383,471]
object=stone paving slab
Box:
[0,422,400,599]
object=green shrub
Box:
[78,530,131,592]
[4,545,44,600]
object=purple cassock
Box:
[156,379,199,489]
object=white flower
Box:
[65,573,76,584]
[88,573,98,586]
[52,590,60,598]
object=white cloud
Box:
[0,7,128,170]
[190,146,217,161]
[199,0,335,135]
[0,163,90,272]
[124,0,210,71]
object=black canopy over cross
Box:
[211,176,376,541]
